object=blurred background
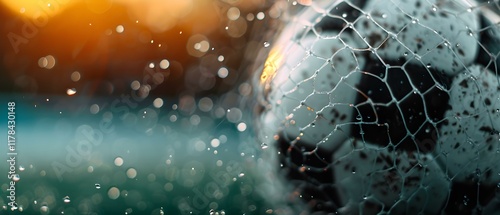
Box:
[0,0,284,98]
[0,0,306,214]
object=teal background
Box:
[0,94,276,215]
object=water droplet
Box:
[218,55,224,62]
[426,64,431,68]
[114,157,124,166]
[116,25,124,33]
[63,196,70,203]
[40,206,49,213]
[356,115,362,120]
[403,52,408,56]
[66,88,77,96]
[432,6,437,11]
[263,42,270,48]
[381,13,387,18]
[12,174,20,182]
[160,207,164,215]
[125,208,133,214]
[261,143,268,149]
[299,166,306,172]
[463,195,469,205]
[19,166,25,171]
[363,195,368,200]
[467,8,473,13]
[238,172,245,177]
[95,183,101,189]
[342,13,347,18]
[10,202,18,210]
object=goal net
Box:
[254,0,500,214]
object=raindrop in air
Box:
[463,195,469,206]
[12,174,20,182]
[95,183,101,189]
[261,143,268,149]
[63,196,70,203]
[66,88,77,96]
[299,166,306,172]
[125,208,133,214]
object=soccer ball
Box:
[254,0,500,214]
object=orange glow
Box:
[117,0,195,33]
[1,0,218,33]
[297,0,312,6]
[1,0,74,18]
[260,47,283,85]
[1,0,269,96]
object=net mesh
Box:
[255,0,500,214]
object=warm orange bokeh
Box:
[1,0,254,34]
[260,47,283,85]
[1,0,74,18]
[1,0,273,96]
